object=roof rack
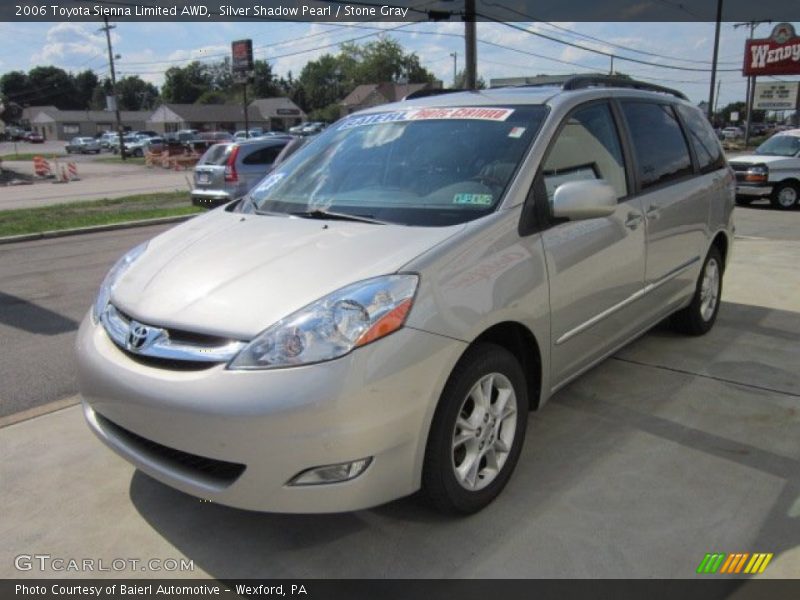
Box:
[504,75,688,101]
[563,75,688,100]
[402,88,468,101]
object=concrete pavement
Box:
[1,209,798,579]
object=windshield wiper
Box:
[289,209,386,225]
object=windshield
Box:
[755,135,800,157]
[246,105,547,226]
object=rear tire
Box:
[422,343,528,514]
[735,196,753,206]
[770,182,799,210]
[672,246,723,336]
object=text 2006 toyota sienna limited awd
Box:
[77,76,734,514]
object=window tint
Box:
[543,103,627,201]
[621,102,692,189]
[676,104,724,172]
[242,145,283,165]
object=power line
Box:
[482,18,742,73]
[481,4,740,66]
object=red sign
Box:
[744,23,800,76]
[231,39,253,74]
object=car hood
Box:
[729,154,797,168]
[112,209,465,339]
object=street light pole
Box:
[100,16,125,160]
[707,0,723,121]
[450,52,458,88]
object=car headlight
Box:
[92,242,148,323]
[744,164,768,183]
[229,274,419,370]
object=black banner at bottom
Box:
[3,579,800,600]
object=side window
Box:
[242,145,283,165]
[675,104,724,173]
[542,103,628,202]
[621,102,693,189]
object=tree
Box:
[250,60,282,99]
[26,66,77,107]
[115,76,159,110]
[719,101,765,125]
[73,70,99,110]
[297,37,438,114]
[453,69,486,90]
[0,71,30,108]
[340,38,435,85]
[161,62,212,104]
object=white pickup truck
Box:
[729,129,800,210]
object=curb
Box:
[0,214,196,245]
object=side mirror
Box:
[552,180,618,220]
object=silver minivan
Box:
[191,137,291,208]
[77,76,734,514]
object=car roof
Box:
[351,76,694,117]
[775,128,800,137]
[235,137,291,147]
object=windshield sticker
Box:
[508,127,526,138]
[254,172,285,193]
[338,107,515,130]
[453,193,494,206]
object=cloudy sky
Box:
[0,19,797,108]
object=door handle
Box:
[646,205,660,220]
[624,213,643,229]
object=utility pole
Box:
[707,0,723,121]
[734,20,770,146]
[450,52,458,88]
[100,17,125,160]
[464,0,477,90]
[242,78,249,138]
[610,55,615,75]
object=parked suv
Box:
[191,137,291,208]
[77,76,734,515]
[729,129,800,209]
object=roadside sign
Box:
[753,81,800,110]
[744,22,800,76]
[730,111,739,122]
[231,39,253,74]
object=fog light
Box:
[288,458,372,486]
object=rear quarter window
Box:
[241,144,284,165]
[621,101,693,190]
[675,104,724,173]
[199,144,233,166]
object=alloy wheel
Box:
[451,372,518,491]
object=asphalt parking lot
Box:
[0,206,798,579]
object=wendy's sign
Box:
[744,23,800,76]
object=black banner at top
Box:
[3,0,800,22]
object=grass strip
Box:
[0,191,201,237]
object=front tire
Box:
[422,343,528,514]
[770,182,799,210]
[672,246,723,336]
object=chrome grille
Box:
[100,304,246,364]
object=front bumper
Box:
[735,184,772,197]
[76,314,465,513]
